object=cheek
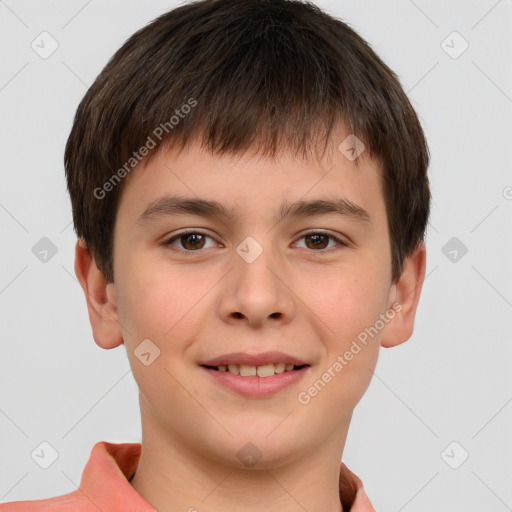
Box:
[300,274,384,411]
[117,276,167,340]
[301,262,389,340]
[116,254,212,352]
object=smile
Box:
[202,363,307,377]
[200,364,310,398]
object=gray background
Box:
[0,0,511,510]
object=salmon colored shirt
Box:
[0,441,376,511]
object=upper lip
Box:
[200,351,309,367]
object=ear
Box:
[74,238,124,349]
[380,242,427,348]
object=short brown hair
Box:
[64,0,430,284]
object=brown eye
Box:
[304,233,329,250]
[294,232,346,251]
[165,231,216,251]
[180,233,206,250]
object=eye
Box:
[293,231,347,251]
[163,230,348,253]
[164,230,219,251]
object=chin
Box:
[220,430,309,469]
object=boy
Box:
[0,0,430,510]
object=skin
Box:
[75,130,426,512]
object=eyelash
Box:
[163,230,348,253]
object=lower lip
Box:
[200,366,310,398]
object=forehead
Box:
[117,135,385,227]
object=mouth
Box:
[201,363,309,377]
[198,352,311,397]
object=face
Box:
[105,134,397,467]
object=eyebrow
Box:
[136,195,372,227]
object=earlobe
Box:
[74,239,124,350]
[380,242,427,348]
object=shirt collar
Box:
[81,441,375,512]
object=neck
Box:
[130,402,349,512]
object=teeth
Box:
[274,362,286,373]
[240,364,257,376]
[256,364,275,377]
[214,363,302,377]
[227,364,239,375]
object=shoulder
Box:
[0,441,145,512]
[0,489,97,511]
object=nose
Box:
[218,241,296,329]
